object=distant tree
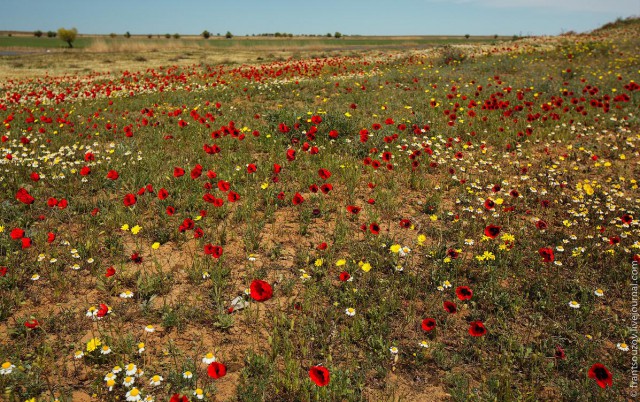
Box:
[109,33,116,38]
[173,33,180,39]
[494,34,498,39]
[57,27,78,48]
[225,31,233,39]
[47,31,56,38]
[34,30,43,38]
[334,32,342,39]
[147,34,153,39]
[164,33,170,38]
[124,31,131,38]
[326,33,332,37]
[465,34,470,39]
[275,32,281,37]
[202,30,211,39]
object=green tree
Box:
[202,30,211,39]
[326,33,332,37]
[225,31,233,39]
[124,31,131,38]
[465,33,470,39]
[34,30,43,38]
[173,33,180,39]
[334,32,342,39]
[46,31,56,38]
[57,27,77,48]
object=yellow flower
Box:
[336,259,346,266]
[429,215,438,221]
[121,224,130,231]
[151,242,160,250]
[314,258,323,267]
[131,225,142,235]
[0,226,4,233]
[417,234,427,245]
[261,182,269,190]
[390,244,401,253]
[344,112,352,117]
[361,262,372,272]
[86,338,102,352]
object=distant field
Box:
[0,34,508,51]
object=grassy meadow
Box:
[0,18,639,401]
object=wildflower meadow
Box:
[0,18,639,402]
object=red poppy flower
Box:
[96,303,109,318]
[309,365,330,387]
[320,184,332,194]
[317,242,328,251]
[509,189,520,197]
[443,301,457,314]
[204,244,223,258]
[250,279,273,302]
[207,361,227,379]
[24,319,40,329]
[166,206,175,216]
[318,168,331,180]
[309,184,319,193]
[484,199,495,210]
[123,193,136,207]
[16,188,35,205]
[106,170,119,180]
[10,228,25,240]
[21,237,32,249]
[190,164,203,179]
[173,167,185,178]
[292,193,304,205]
[105,266,116,277]
[158,188,169,200]
[273,163,282,174]
[131,253,143,264]
[538,247,554,263]
[609,236,620,245]
[468,321,487,337]
[286,149,296,161]
[621,214,633,224]
[399,219,411,229]
[0,267,7,277]
[447,249,459,259]
[339,271,351,281]
[47,232,55,243]
[91,208,100,216]
[247,163,257,174]
[30,172,40,182]
[484,225,501,239]
[535,220,548,230]
[169,395,189,402]
[227,191,240,202]
[194,227,204,238]
[369,222,380,235]
[346,205,361,214]
[421,318,436,331]
[554,345,566,360]
[455,286,473,300]
[58,199,68,209]
[47,197,58,207]
[80,166,91,176]
[217,180,230,192]
[588,363,613,389]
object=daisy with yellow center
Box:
[1,361,15,375]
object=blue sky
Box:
[1,0,638,36]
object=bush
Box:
[334,32,342,39]
[57,27,77,48]
[124,31,131,39]
[202,30,211,39]
[173,33,180,39]
[46,31,56,38]
[225,31,233,39]
[34,30,43,38]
